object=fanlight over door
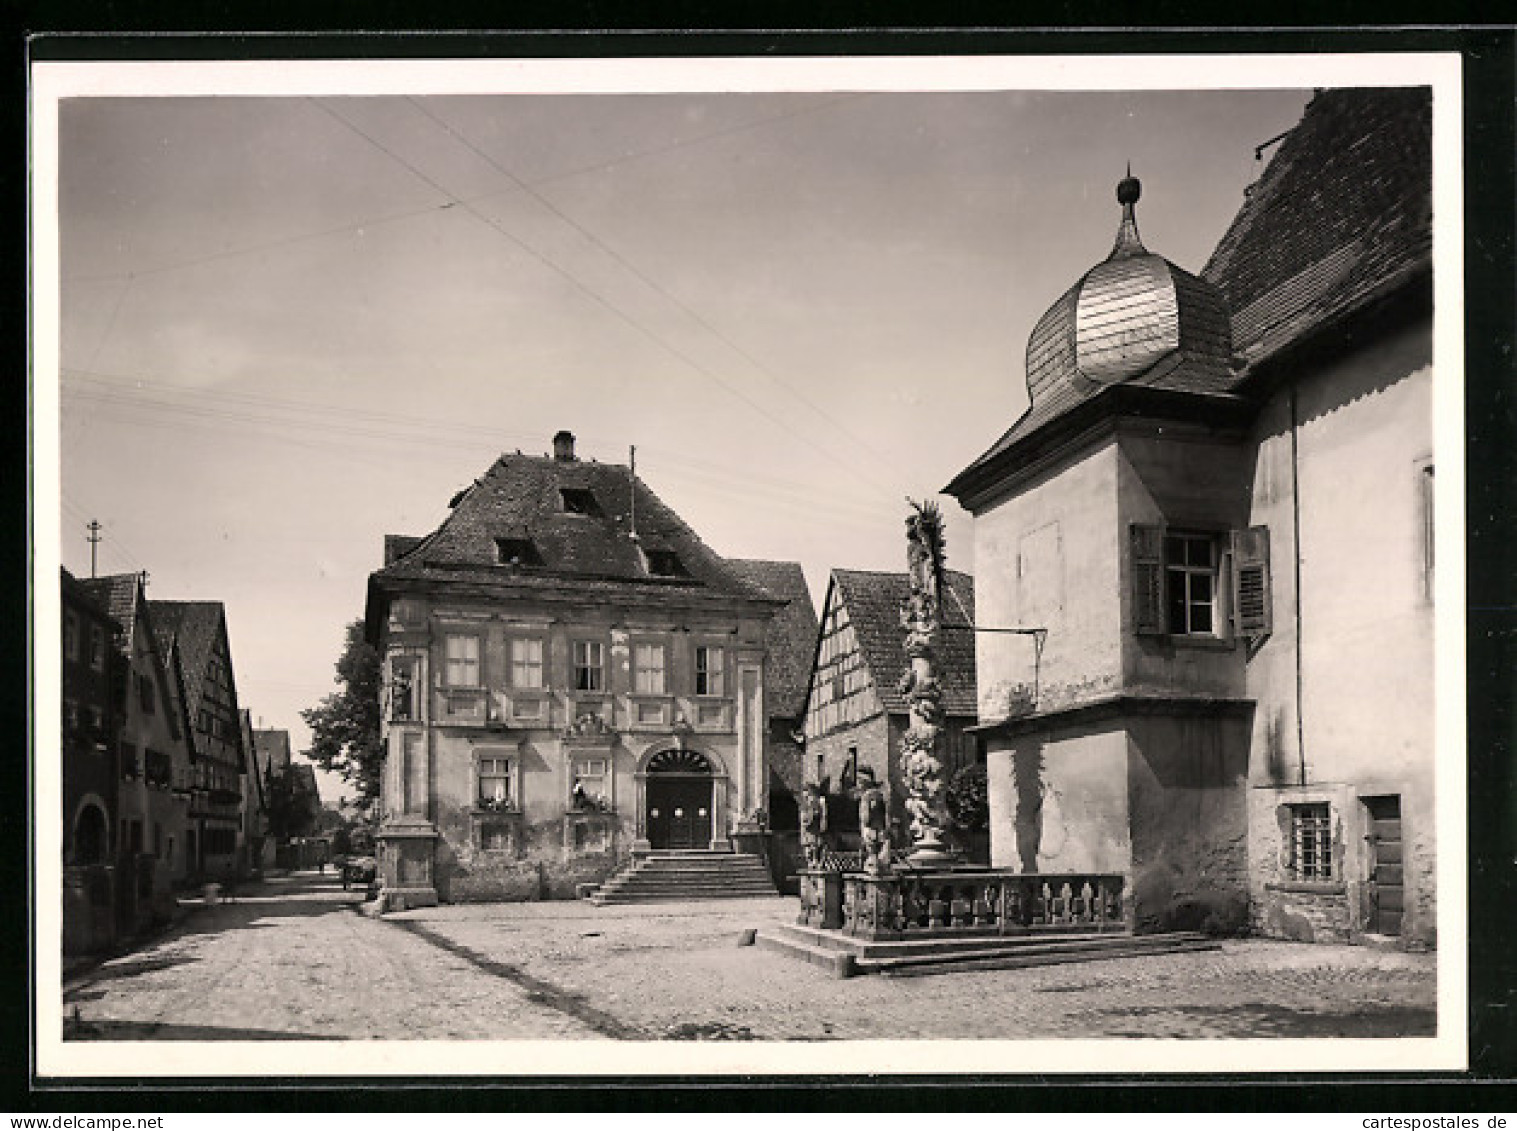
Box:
[646,748,713,775]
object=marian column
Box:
[900,499,955,866]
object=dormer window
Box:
[559,488,600,516]
[646,550,685,578]
[494,537,541,567]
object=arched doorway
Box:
[73,802,107,865]
[645,748,714,849]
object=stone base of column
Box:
[904,834,956,868]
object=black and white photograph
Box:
[32,50,1466,1079]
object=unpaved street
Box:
[395,898,1438,1041]
[63,871,605,1040]
[63,870,1437,1042]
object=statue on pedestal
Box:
[856,766,891,876]
[799,780,829,869]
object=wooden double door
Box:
[647,777,713,849]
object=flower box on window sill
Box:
[474,799,519,815]
[565,806,616,818]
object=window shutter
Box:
[1130,523,1165,635]
[1231,525,1272,637]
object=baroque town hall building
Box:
[365,430,801,907]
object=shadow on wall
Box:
[435,835,459,903]
[1012,747,1045,874]
[1264,709,1293,786]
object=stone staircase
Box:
[590,849,779,905]
[755,922,1221,978]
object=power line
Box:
[404,96,898,478]
[59,499,148,575]
[305,97,886,496]
[61,391,402,478]
[526,94,865,190]
[62,363,907,524]
[63,387,905,530]
[64,197,461,285]
[61,95,863,287]
[84,277,131,372]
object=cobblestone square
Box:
[63,871,1437,1044]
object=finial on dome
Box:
[1117,162,1141,205]
[1108,163,1147,260]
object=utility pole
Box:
[86,520,102,579]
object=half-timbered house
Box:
[800,569,980,857]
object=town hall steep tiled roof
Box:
[829,569,978,718]
[726,559,820,721]
[371,450,782,611]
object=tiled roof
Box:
[831,569,977,717]
[950,89,1430,496]
[285,761,323,812]
[372,452,779,611]
[1203,87,1432,367]
[384,535,424,566]
[147,601,228,718]
[61,568,117,627]
[254,729,293,778]
[953,179,1236,485]
[239,710,265,807]
[78,573,143,649]
[726,559,820,721]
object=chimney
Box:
[552,430,577,461]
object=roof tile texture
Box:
[147,601,229,719]
[953,87,1431,487]
[1202,86,1432,365]
[726,559,820,720]
[831,569,977,717]
[375,453,774,609]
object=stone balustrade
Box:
[798,867,1128,941]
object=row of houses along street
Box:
[62,570,327,959]
[52,82,1445,1056]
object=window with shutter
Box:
[1130,524,1166,635]
[1165,533,1217,635]
[1230,526,1272,637]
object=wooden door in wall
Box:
[1363,795,1404,936]
[647,777,712,849]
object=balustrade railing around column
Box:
[798,867,1129,941]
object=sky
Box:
[49,75,1314,802]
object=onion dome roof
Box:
[943,171,1242,501]
[1025,170,1235,410]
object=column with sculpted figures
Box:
[900,499,954,866]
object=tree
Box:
[266,768,321,840]
[301,619,384,810]
[945,763,988,832]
